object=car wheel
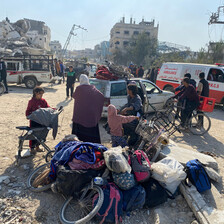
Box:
[24,77,37,89]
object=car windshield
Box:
[89,79,107,95]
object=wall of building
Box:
[110,17,159,53]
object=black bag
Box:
[53,166,103,196]
[142,178,168,208]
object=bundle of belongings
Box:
[34,135,211,224]
[96,61,129,81]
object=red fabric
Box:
[96,66,118,80]
[25,97,50,117]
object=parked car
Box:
[89,78,175,117]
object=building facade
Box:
[110,17,159,53]
[50,40,62,56]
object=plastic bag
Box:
[104,146,131,173]
[151,157,186,194]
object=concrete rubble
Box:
[0,17,50,56]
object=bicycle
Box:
[134,117,169,161]
[27,162,104,224]
[165,98,211,136]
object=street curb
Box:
[180,183,224,224]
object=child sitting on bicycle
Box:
[26,86,50,152]
[108,104,139,148]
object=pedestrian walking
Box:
[137,65,144,78]
[66,66,76,100]
[0,57,8,93]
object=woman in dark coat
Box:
[72,74,104,143]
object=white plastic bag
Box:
[104,146,131,173]
[151,157,186,194]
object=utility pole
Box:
[62,24,87,58]
[208,6,224,25]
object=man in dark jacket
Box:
[0,57,8,93]
[197,72,209,125]
[175,78,199,128]
[197,72,209,97]
[137,65,144,78]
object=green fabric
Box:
[67,71,75,77]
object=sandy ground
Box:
[0,82,223,223]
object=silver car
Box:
[89,78,175,117]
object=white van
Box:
[156,62,224,107]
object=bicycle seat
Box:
[16,126,31,130]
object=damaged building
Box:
[0,17,51,56]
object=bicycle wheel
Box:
[188,113,211,135]
[59,185,104,224]
[45,150,55,163]
[27,163,53,192]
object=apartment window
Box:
[115,41,120,45]
[39,38,42,40]
[145,32,150,36]
[123,41,129,47]
[124,30,129,35]
[133,31,139,35]
[115,30,120,34]
[44,30,47,35]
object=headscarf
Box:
[79,74,89,85]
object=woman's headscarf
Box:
[79,74,89,85]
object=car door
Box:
[110,81,128,109]
[6,61,20,83]
[140,80,167,112]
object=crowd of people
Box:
[25,76,143,152]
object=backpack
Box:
[185,159,211,193]
[129,150,151,183]
[112,171,136,190]
[142,178,168,208]
[93,183,123,224]
[52,166,103,196]
[122,185,146,212]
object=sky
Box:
[1,0,224,51]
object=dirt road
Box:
[0,82,223,223]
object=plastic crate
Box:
[198,96,216,112]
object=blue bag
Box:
[185,159,211,193]
[93,183,123,224]
[122,185,146,212]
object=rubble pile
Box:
[0,18,49,56]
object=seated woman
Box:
[119,82,143,146]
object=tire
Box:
[45,150,55,163]
[59,185,104,224]
[188,113,211,135]
[27,163,52,192]
[16,139,23,165]
[0,82,5,95]
[163,85,174,92]
[24,77,37,89]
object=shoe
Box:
[4,91,8,94]
[66,97,69,100]
[35,146,44,152]
[70,97,73,100]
